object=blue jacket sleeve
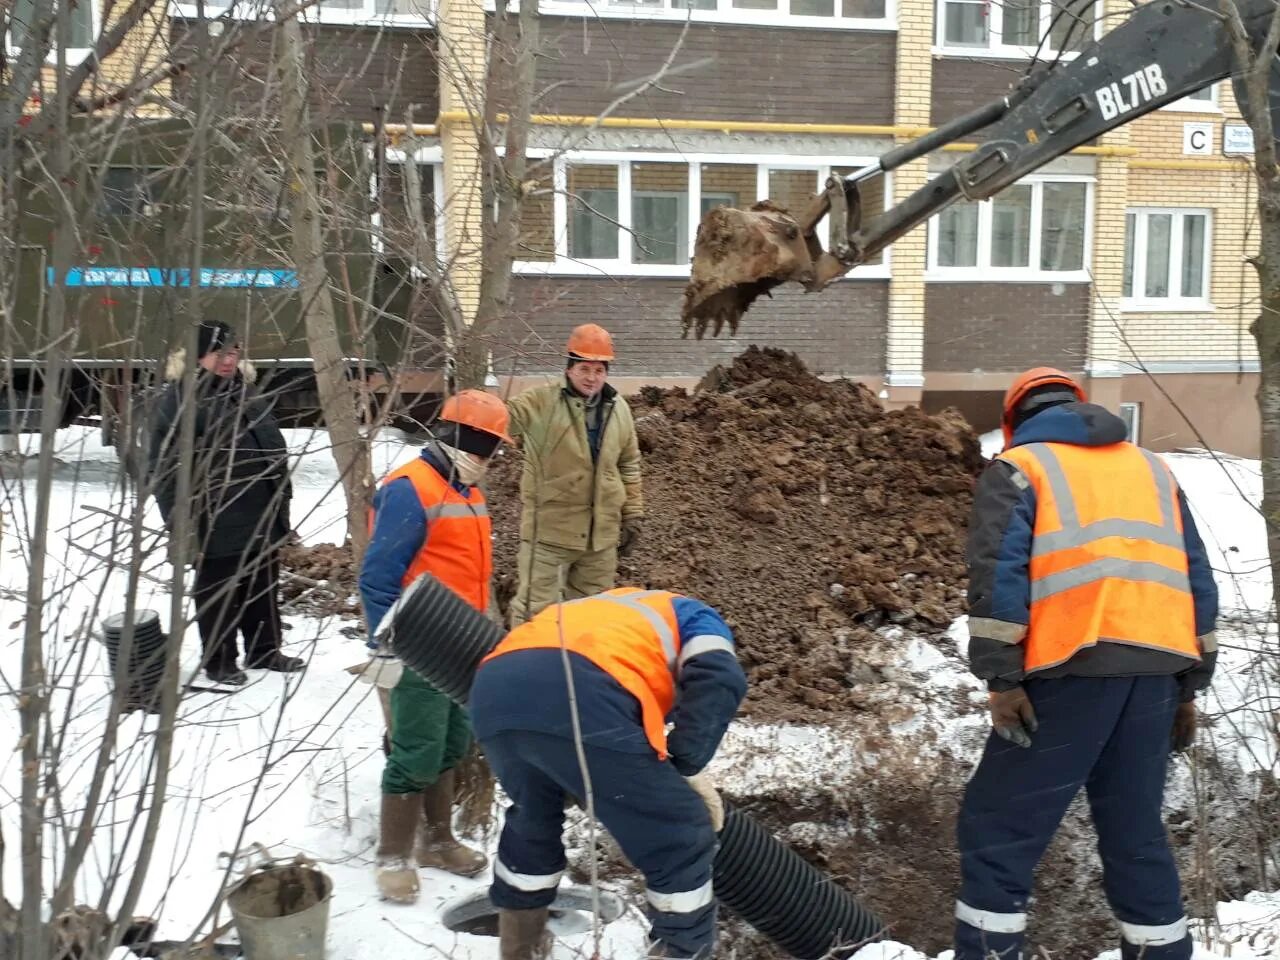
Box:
[966,460,1038,691]
[665,598,748,776]
[1176,487,1219,699]
[358,477,427,644]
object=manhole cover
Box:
[440,886,627,938]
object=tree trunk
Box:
[274,7,373,557]
[1252,176,1280,615]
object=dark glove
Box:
[1172,701,1197,753]
[618,518,642,557]
[989,687,1038,748]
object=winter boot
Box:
[416,769,488,877]
[375,793,422,903]
[498,907,551,960]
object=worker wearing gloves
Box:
[469,588,747,960]
[955,368,1218,960]
[505,324,644,627]
[357,390,513,903]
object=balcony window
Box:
[927,177,1092,279]
[937,0,1097,57]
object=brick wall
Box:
[169,20,438,123]
[930,57,1025,130]
[502,277,888,376]
[924,283,1090,372]
[518,16,896,124]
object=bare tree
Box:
[1223,0,1280,614]
[274,2,374,558]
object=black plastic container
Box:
[101,609,167,713]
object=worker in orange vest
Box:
[357,390,513,904]
[469,588,748,960]
[954,368,1218,960]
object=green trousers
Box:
[383,666,473,795]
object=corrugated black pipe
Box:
[101,610,167,714]
[382,574,886,959]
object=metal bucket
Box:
[226,860,332,960]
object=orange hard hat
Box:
[1001,367,1086,447]
[567,323,615,362]
[438,389,514,445]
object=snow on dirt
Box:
[0,407,1276,958]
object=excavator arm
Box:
[682,0,1276,338]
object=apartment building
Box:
[159,0,1260,452]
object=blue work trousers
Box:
[955,675,1191,960]
[481,729,718,958]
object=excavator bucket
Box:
[680,201,818,340]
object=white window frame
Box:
[170,0,435,28]
[1120,207,1214,313]
[933,0,1101,60]
[371,145,446,273]
[924,174,1094,282]
[514,151,892,280]
[1162,82,1222,113]
[509,0,895,31]
[7,0,97,65]
[1118,401,1140,443]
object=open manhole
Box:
[441,886,627,937]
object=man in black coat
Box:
[147,321,304,685]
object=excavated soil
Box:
[487,346,985,724]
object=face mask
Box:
[441,443,489,485]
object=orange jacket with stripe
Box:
[359,448,492,638]
[966,403,1218,700]
[473,589,747,771]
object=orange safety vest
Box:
[997,441,1199,674]
[368,456,492,612]
[481,588,683,758]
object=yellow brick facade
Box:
[1085,0,1257,376]
[885,0,934,401]
[437,0,488,326]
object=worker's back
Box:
[998,420,1198,675]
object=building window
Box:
[97,168,167,218]
[519,153,889,278]
[927,177,1091,279]
[174,0,433,26]
[937,0,1097,56]
[542,0,890,27]
[8,0,95,60]
[1118,402,1141,443]
[1122,208,1212,308]
[1163,83,1219,112]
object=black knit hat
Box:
[196,321,237,359]
[431,420,503,459]
[1012,384,1079,430]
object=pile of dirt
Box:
[487,346,985,724]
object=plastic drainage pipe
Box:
[382,574,886,959]
[101,609,167,713]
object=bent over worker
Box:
[505,324,644,626]
[955,368,1218,960]
[469,588,748,960]
[357,390,513,903]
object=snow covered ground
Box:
[0,427,1276,959]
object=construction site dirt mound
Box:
[486,346,985,723]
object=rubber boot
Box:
[376,793,422,904]
[498,907,551,960]
[416,769,488,877]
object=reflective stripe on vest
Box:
[480,588,683,758]
[998,441,1198,674]
[368,457,492,612]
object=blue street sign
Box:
[47,267,300,289]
